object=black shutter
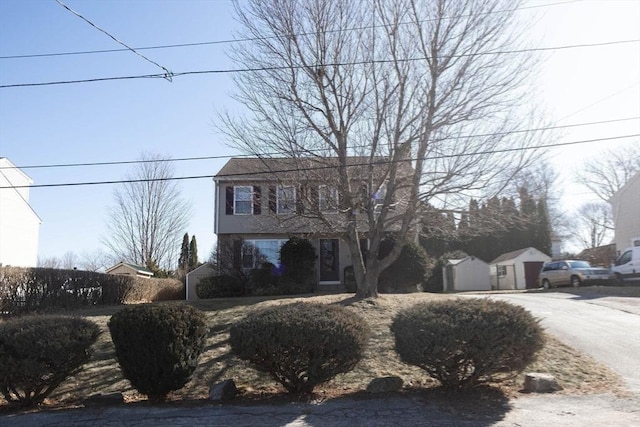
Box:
[269,186,277,213]
[296,185,305,214]
[253,186,261,215]
[232,240,241,269]
[310,186,319,211]
[225,186,234,215]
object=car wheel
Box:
[571,275,581,288]
[542,279,551,290]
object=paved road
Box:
[3,393,639,426]
[468,292,640,394]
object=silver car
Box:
[539,260,614,289]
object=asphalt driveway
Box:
[467,291,640,394]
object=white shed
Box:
[185,262,216,301]
[443,256,491,292]
[489,247,551,290]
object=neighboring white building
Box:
[185,262,216,301]
[443,256,491,292]
[0,157,41,267]
[489,247,551,290]
[609,172,640,254]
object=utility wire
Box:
[1,0,581,60]
[2,39,637,89]
[2,133,637,189]
[54,0,173,81]
[3,115,637,170]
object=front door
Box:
[319,239,340,283]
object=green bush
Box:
[196,275,244,298]
[249,262,280,295]
[391,299,544,390]
[108,304,208,400]
[279,237,316,293]
[230,302,369,394]
[379,242,430,293]
[0,315,101,406]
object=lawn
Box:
[1,293,628,408]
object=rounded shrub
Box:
[279,237,317,293]
[196,275,244,298]
[391,299,544,390]
[379,242,430,293]
[108,304,208,400]
[230,302,369,394]
[0,315,101,406]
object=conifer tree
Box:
[178,233,190,272]
[188,235,198,270]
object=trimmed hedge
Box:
[0,267,184,316]
[391,299,544,390]
[379,242,430,293]
[108,304,208,400]
[230,302,369,394]
[196,275,245,298]
[0,315,101,406]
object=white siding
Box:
[610,173,640,253]
[0,158,41,267]
[185,263,216,301]
[444,257,491,292]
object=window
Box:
[319,185,339,212]
[497,265,507,277]
[277,185,296,214]
[241,239,288,269]
[373,182,387,207]
[234,186,253,215]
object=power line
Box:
[54,0,173,81]
[2,133,637,189]
[3,115,637,171]
[0,0,582,60]
[2,39,637,89]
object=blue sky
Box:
[0,0,638,263]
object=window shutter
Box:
[253,186,261,215]
[232,240,241,269]
[310,186,319,211]
[296,185,305,214]
[269,186,277,213]
[225,186,234,215]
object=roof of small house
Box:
[447,256,489,267]
[490,247,550,264]
[214,157,412,182]
[106,262,154,276]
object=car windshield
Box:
[568,261,591,269]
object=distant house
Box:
[185,262,216,301]
[213,157,412,291]
[576,243,617,267]
[0,157,41,267]
[609,172,640,254]
[489,247,550,290]
[443,256,491,292]
[105,262,154,278]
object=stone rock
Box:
[83,393,125,406]
[209,379,237,401]
[523,373,563,393]
[366,376,403,393]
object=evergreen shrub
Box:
[391,299,544,390]
[279,237,317,293]
[196,275,244,298]
[379,242,430,293]
[0,315,101,406]
[230,302,369,394]
[108,304,208,400]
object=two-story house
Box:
[0,157,42,267]
[213,157,412,289]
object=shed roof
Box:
[490,247,551,264]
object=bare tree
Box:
[222,0,543,298]
[578,141,640,202]
[573,202,614,250]
[79,249,112,272]
[104,154,191,272]
[60,251,79,270]
[37,256,61,269]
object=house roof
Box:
[490,247,548,264]
[448,256,489,267]
[214,157,412,182]
[185,262,215,277]
[106,262,154,276]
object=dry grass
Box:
[1,293,628,408]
